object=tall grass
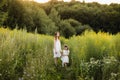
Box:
[0,28,120,80]
[68,31,120,61]
[68,31,120,80]
[0,28,61,80]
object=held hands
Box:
[60,50,63,58]
[60,50,63,56]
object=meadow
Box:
[0,27,120,80]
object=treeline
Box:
[0,0,120,37]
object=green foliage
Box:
[0,12,8,26]
[78,57,120,80]
[1,0,119,37]
[49,8,60,30]
[6,0,26,28]
[55,2,120,34]
[67,19,92,35]
[111,33,120,60]
[67,31,120,80]
[60,20,76,38]
[31,6,56,34]
[0,0,120,79]
[68,31,114,61]
[6,0,56,35]
[0,0,8,26]
[0,28,120,80]
[49,8,77,38]
[0,0,7,11]
[0,28,60,80]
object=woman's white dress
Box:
[61,50,70,63]
[53,39,61,58]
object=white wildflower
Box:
[0,59,2,61]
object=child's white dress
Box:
[61,50,70,63]
[53,39,61,58]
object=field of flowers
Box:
[0,28,120,80]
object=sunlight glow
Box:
[63,0,71,2]
[33,0,49,3]
[33,0,120,4]
[84,0,120,4]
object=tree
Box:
[49,8,61,31]
[0,0,9,26]
[67,19,92,35]
[33,7,56,34]
[5,0,26,28]
[0,12,7,26]
[2,0,120,36]
[0,0,7,11]
[5,0,56,34]
[60,20,76,38]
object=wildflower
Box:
[111,72,117,77]
[18,77,23,80]
[0,59,2,61]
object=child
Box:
[61,45,70,67]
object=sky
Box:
[34,0,120,4]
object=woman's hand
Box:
[55,52,57,54]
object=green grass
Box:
[0,28,120,80]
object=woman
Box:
[53,32,61,66]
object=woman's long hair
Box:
[54,32,60,40]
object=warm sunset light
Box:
[33,0,120,4]
[33,0,49,3]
